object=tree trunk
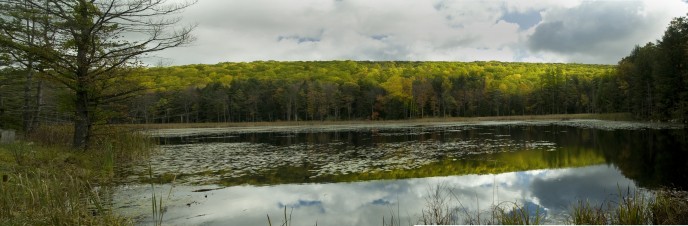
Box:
[73,89,90,150]
[73,0,92,150]
[31,80,43,128]
[23,63,34,134]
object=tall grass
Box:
[24,124,157,179]
[1,124,157,225]
[267,206,293,226]
[613,187,651,225]
[418,184,688,225]
[569,200,608,224]
[0,170,129,225]
[567,187,688,225]
[382,199,410,226]
[419,184,545,225]
[420,184,458,225]
[650,188,688,224]
[148,164,175,226]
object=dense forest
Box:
[3,14,688,130]
[125,61,615,123]
[617,16,688,122]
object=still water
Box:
[114,120,687,225]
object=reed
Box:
[566,187,688,225]
[0,169,130,225]
[419,184,688,225]
[0,124,157,225]
[493,201,544,225]
[420,184,459,225]
[613,187,651,225]
[267,206,293,226]
[650,188,688,225]
[568,200,608,224]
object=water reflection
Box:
[138,122,688,189]
[115,165,634,225]
[116,121,688,224]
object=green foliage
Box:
[125,61,614,123]
[121,14,688,123]
[616,14,688,122]
[1,0,195,149]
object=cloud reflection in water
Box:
[115,164,634,225]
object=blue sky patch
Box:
[500,10,542,30]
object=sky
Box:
[151,0,688,65]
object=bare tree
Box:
[0,0,196,149]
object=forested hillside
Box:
[3,14,688,128]
[122,13,688,124]
[124,61,616,123]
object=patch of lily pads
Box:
[121,120,682,186]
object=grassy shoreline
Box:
[124,113,634,130]
[0,125,156,225]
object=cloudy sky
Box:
[153,0,688,65]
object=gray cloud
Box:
[150,0,688,65]
[528,1,668,64]
[530,165,635,210]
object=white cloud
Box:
[113,165,635,225]
[151,0,688,65]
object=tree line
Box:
[121,13,688,124]
[121,61,615,123]
[616,16,688,122]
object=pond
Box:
[113,120,687,225]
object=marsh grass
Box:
[566,187,688,225]
[0,124,157,225]
[494,201,544,225]
[569,200,608,224]
[0,170,129,225]
[420,184,458,225]
[148,164,176,226]
[267,206,293,226]
[419,184,545,225]
[418,184,688,225]
[382,199,412,226]
[650,188,688,224]
[613,187,651,225]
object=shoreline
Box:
[131,113,686,138]
[124,113,635,130]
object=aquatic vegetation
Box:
[127,139,601,186]
[128,123,617,186]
